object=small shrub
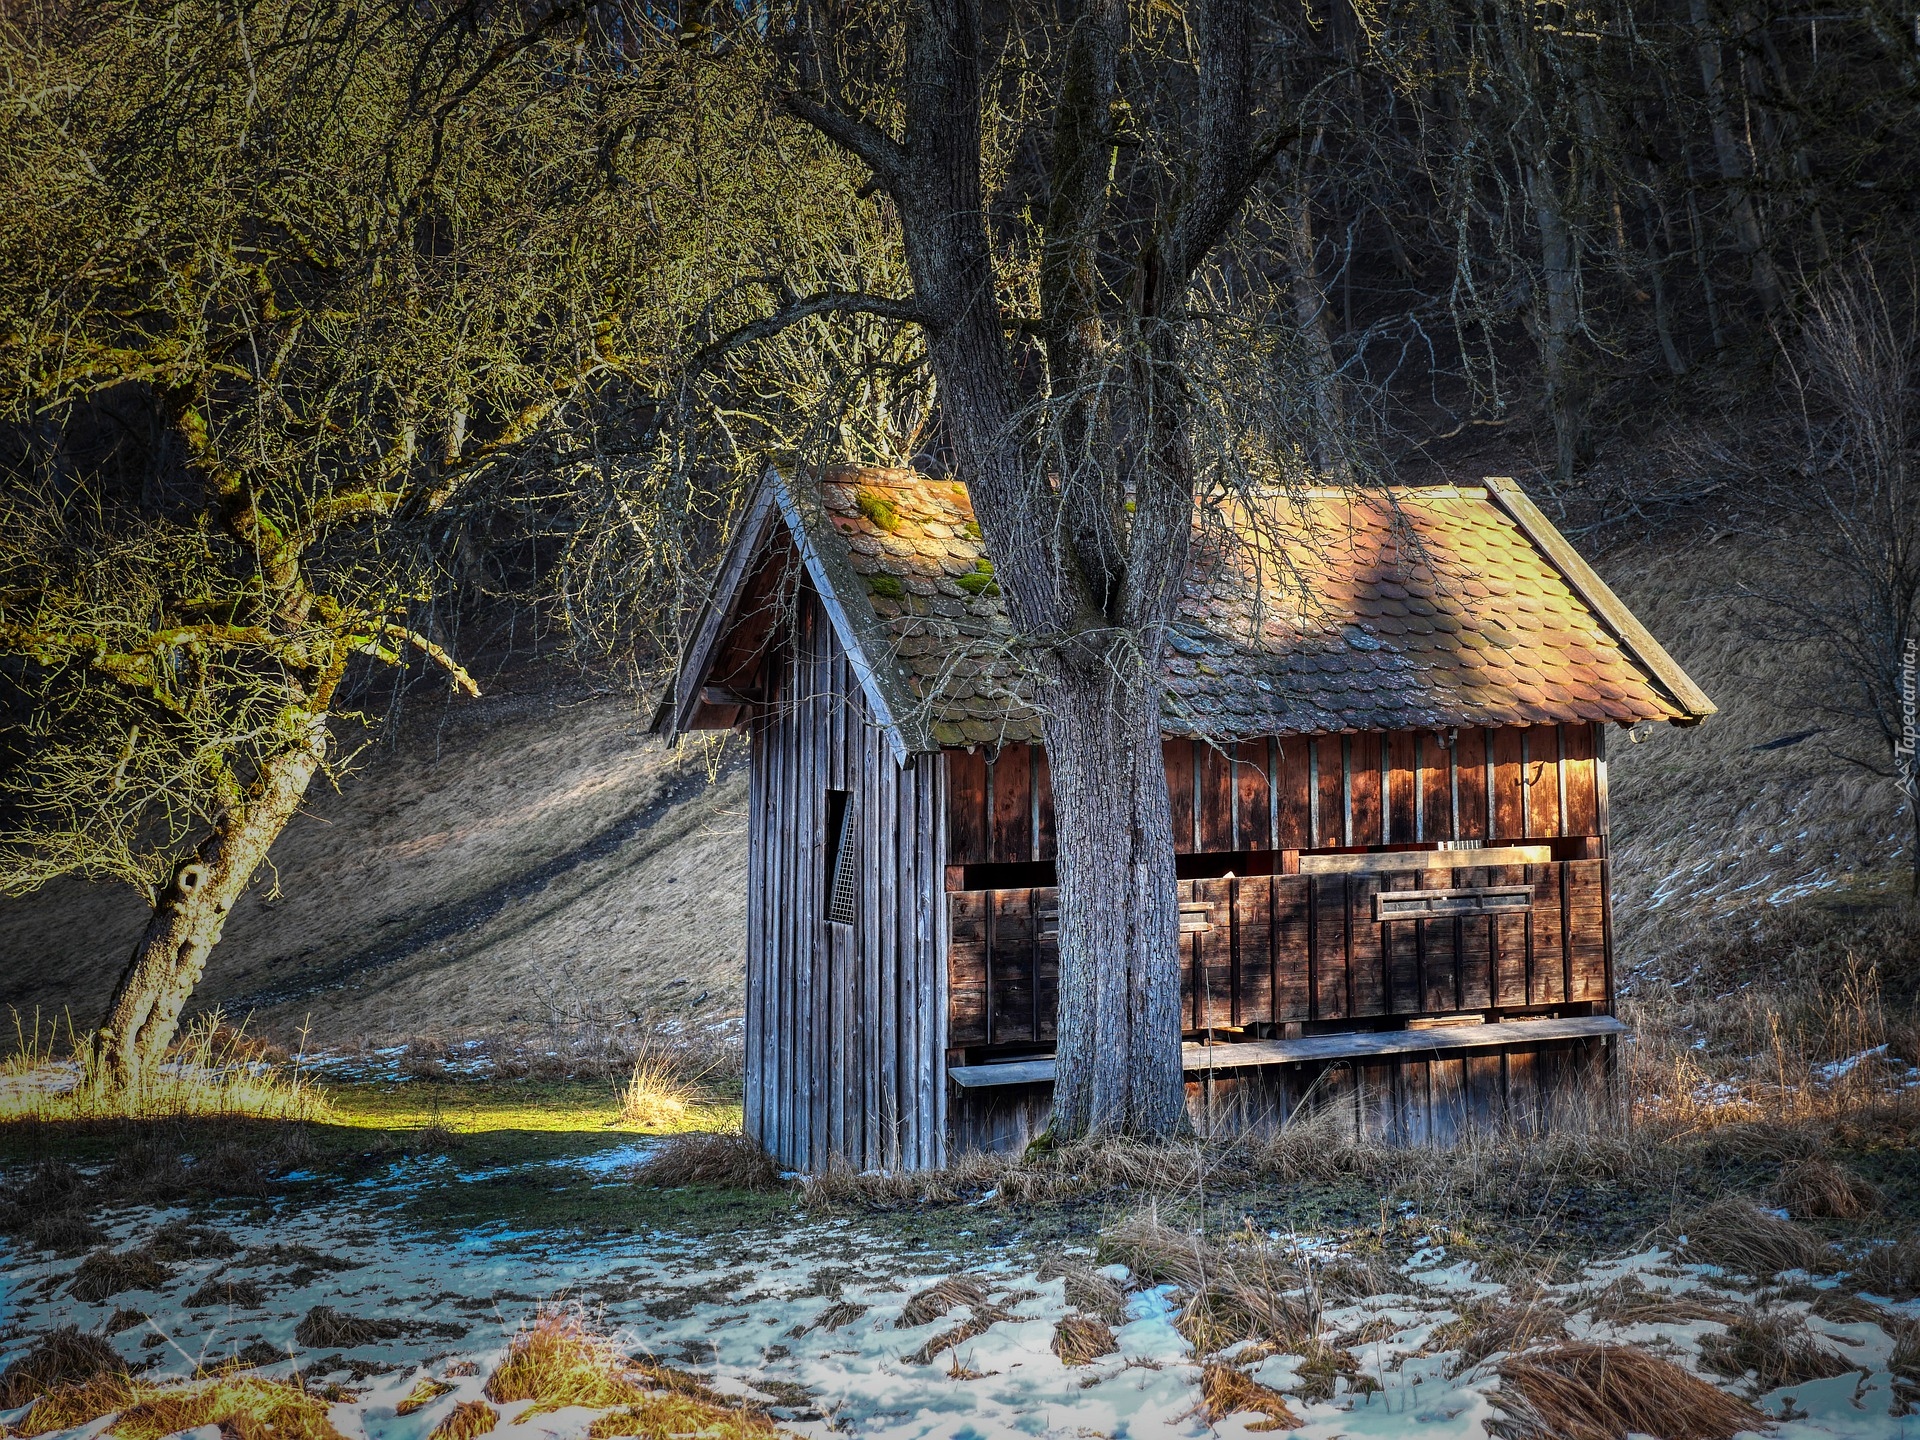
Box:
[634,1132,779,1190]
[1489,1342,1765,1440]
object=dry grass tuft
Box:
[293,1306,405,1348]
[483,1307,779,1438]
[634,1132,781,1191]
[1192,1363,1301,1432]
[1428,1299,1569,1376]
[1041,1260,1127,1326]
[1676,1197,1834,1278]
[616,1052,699,1131]
[149,1221,239,1262]
[428,1400,498,1440]
[21,1212,105,1256]
[1584,1276,1742,1327]
[483,1310,651,1410]
[1,1009,330,1123]
[0,1328,125,1408]
[113,1376,346,1440]
[1050,1316,1118,1367]
[186,1277,267,1309]
[11,1373,346,1440]
[67,1246,172,1302]
[896,1277,990,1329]
[585,1399,777,1440]
[1850,1235,1920,1299]
[1489,1342,1766,1440]
[1773,1156,1883,1219]
[1892,1320,1920,1380]
[395,1377,457,1416]
[1698,1307,1860,1390]
[1098,1208,1323,1358]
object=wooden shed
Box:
[654,466,1714,1172]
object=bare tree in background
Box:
[1751,262,1920,891]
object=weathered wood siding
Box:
[946,723,1603,865]
[744,588,947,1173]
[948,860,1610,1047]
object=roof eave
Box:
[649,477,785,742]
[1482,475,1717,724]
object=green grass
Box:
[324,1079,743,1137]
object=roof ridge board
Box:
[1480,475,1716,721]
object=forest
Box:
[4,1,1920,1437]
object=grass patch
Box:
[324,1079,739,1136]
[1,1010,329,1124]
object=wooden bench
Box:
[946,1014,1628,1089]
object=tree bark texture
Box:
[95,710,330,1087]
[1044,664,1187,1136]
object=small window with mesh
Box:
[824,789,858,926]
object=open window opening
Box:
[824,788,858,926]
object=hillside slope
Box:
[0,680,750,1046]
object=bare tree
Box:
[744,0,1321,1139]
[1753,263,1920,891]
[0,0,854,1083]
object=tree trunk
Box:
[1287,184,1351,485]
[1044,657,1187,1139]
[94,710,330,1088]
[1689,0,1783,317]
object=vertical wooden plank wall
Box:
[744,587,948,1175]
[945,724,1605,864]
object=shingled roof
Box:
[657,465,1713,756]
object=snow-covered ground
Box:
[4,1155,1919,1440]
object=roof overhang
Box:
[650,467,928,763]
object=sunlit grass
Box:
[0,1010,331,1124]
[324,1078,740,1136]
